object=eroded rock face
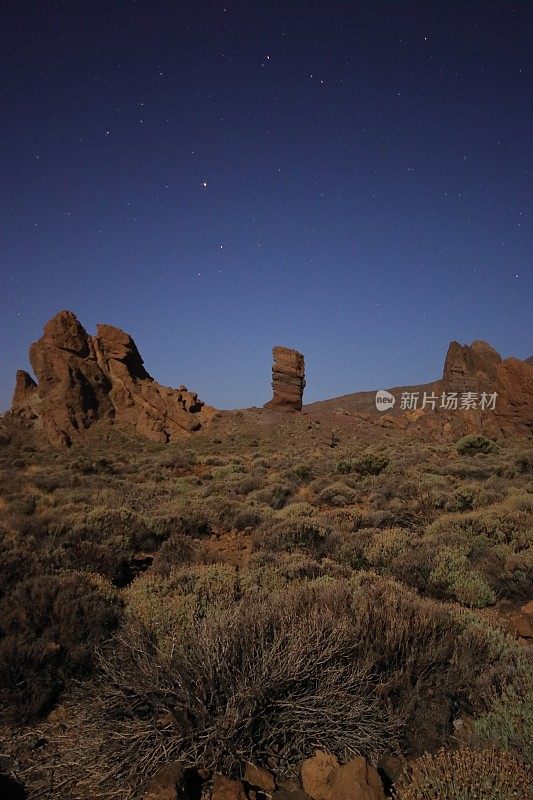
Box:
[440,340,533,434]
[442,340,502,393]
[264,346,305,411]
[11,310,214,446]
[12,370,37,410]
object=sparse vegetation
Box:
[0,416,531,798]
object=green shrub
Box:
[319,481,358,507]
[430,546,496,607]
[456,435,499,455]
[394,747,532,799]
[363,528,411,569]
[255,519,335,559]
[474,684,533,765]
[353,452,389,475]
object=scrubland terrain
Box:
[0,410,531,799]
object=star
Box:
[202,181,208,188]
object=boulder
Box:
[301,751,339,800]
[327,757,385,800]
[301,752,385,800]
[10,310,215,446]
[244,763,276,792]
[265,346,305,411]
[211,775,249,800]
[508,599,533,640]
[141,762,186,800]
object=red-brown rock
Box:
[141,762,186,800]
[211,775,249,800]
[301,752,385,800]
[327,756,385,800]
[243,763,276,792]
[301,751,339,800]
[11,310,214,446]
[12,370,37,410]
[508,599,533,640]
[264,346,305,411]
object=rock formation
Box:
[11,310,214,446]
[442,340,502,393]
[264,346,305,411]
[440,339,533,434]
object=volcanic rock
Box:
[141,762,186,800]
[264,346,305,411]
[508,599,533,640]
[301,752,385,800]
[442,340,502,393]
[12,370,37,410]
[11,310,214,446]
[301,751,339,800]
[243,763,276,793]
[211,775,248,800]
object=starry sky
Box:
[1,1,532,411]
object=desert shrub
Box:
[429,546,496,607]
[0,572,122,720]
[288,463,314,482]
[353,452,389,475]
[234,476,261,495]
[515,453,533,473]
[336,459,353,474]
[0,531,40,597]
[319,481,358,507]
[363,528,412,569]
[233,509,261,530]
[150,533,197,575]
[427,504,532,550]
[456,435,499,455]
[473,684,533,764]
[124,564,240,642]
[394,747,531,799]
[252,482,292,510]
[53,577,528,798]
[445,485,477,512]
[254,519,336,559]
[277,501,317,519]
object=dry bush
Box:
[0,572,122,720]
[253,518,337,559]
[35,577,527,799]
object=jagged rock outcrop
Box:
[264,346,305,411]
[440,339,533,434]
[12,370,37,409]
[442,340,502,393]
[11,310,214,446]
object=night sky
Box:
[1,2,532,411]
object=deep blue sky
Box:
[1,1,532,410]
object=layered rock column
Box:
[264,346,305,411]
